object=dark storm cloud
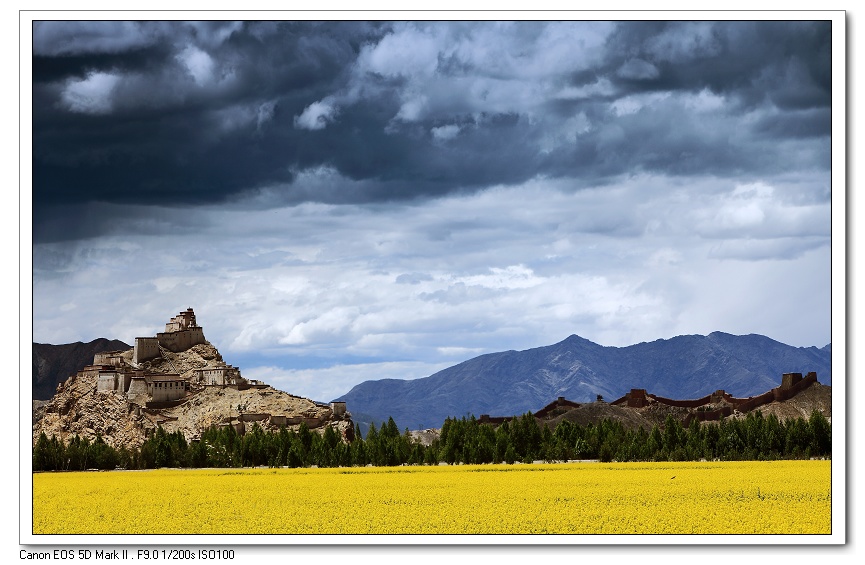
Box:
[33,21,381,235]
[32,20,831,242]
[603,21,831,108]
[33,21,166,56]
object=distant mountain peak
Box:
[337,331,832,431]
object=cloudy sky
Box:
[29,19,836,402]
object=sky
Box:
[29,19,836,403]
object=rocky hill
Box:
[33,339,131,400]
[33,341,353,450]
[338,332,832,431]
[410,381,832,447]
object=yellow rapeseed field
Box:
[32,460,830,535]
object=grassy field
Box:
[32,460,831,535]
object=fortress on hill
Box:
[133,307,206,365]
[41,307,352,447]
[91,308,248,404]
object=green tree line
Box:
[33,409,831,471]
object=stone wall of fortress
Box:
[93,351,125,367]
[133,337,160,364]
[132,309,206,364]
[157,327,206,353]
[133,327,206,364]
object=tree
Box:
[88,434,120,470]
[33,432,53,471]
[702,422,720,460]
[383,417,400,440]
[663,415,685,454]
[784,418,810,457]
[189,439,208,468]
[808,410,831,457]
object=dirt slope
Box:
[544,401,658,430]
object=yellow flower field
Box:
[32,460,830,535]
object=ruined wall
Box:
[682,406,733,427]
[781,372,804,389]
[610,390,649,407]
[478,415,513,425]
[773,372,818,403]
[733,390,777,413]
[784,372,817,396]
[534,398,582,419]
[610,394,629,406]
[647,393,714,409]
[614,389,648,408]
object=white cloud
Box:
[431,124,461,141]
[294,100,339,130]
[60,72,121,114]
[209,99,278,134]
[256,101,277,131]
[611,92,672,116]
[177,45,217,86]
[357,25,441,79]
[554,78,617,101]
[692,180,831,242]
[395,95,429,122]
[458,265,542,290]
[683,88,727,113]
[32,171,831,402]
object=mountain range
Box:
[335,332,832,431]
[32,339,131,400]
[32,332,832,433]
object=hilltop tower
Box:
[133,307,206,364]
